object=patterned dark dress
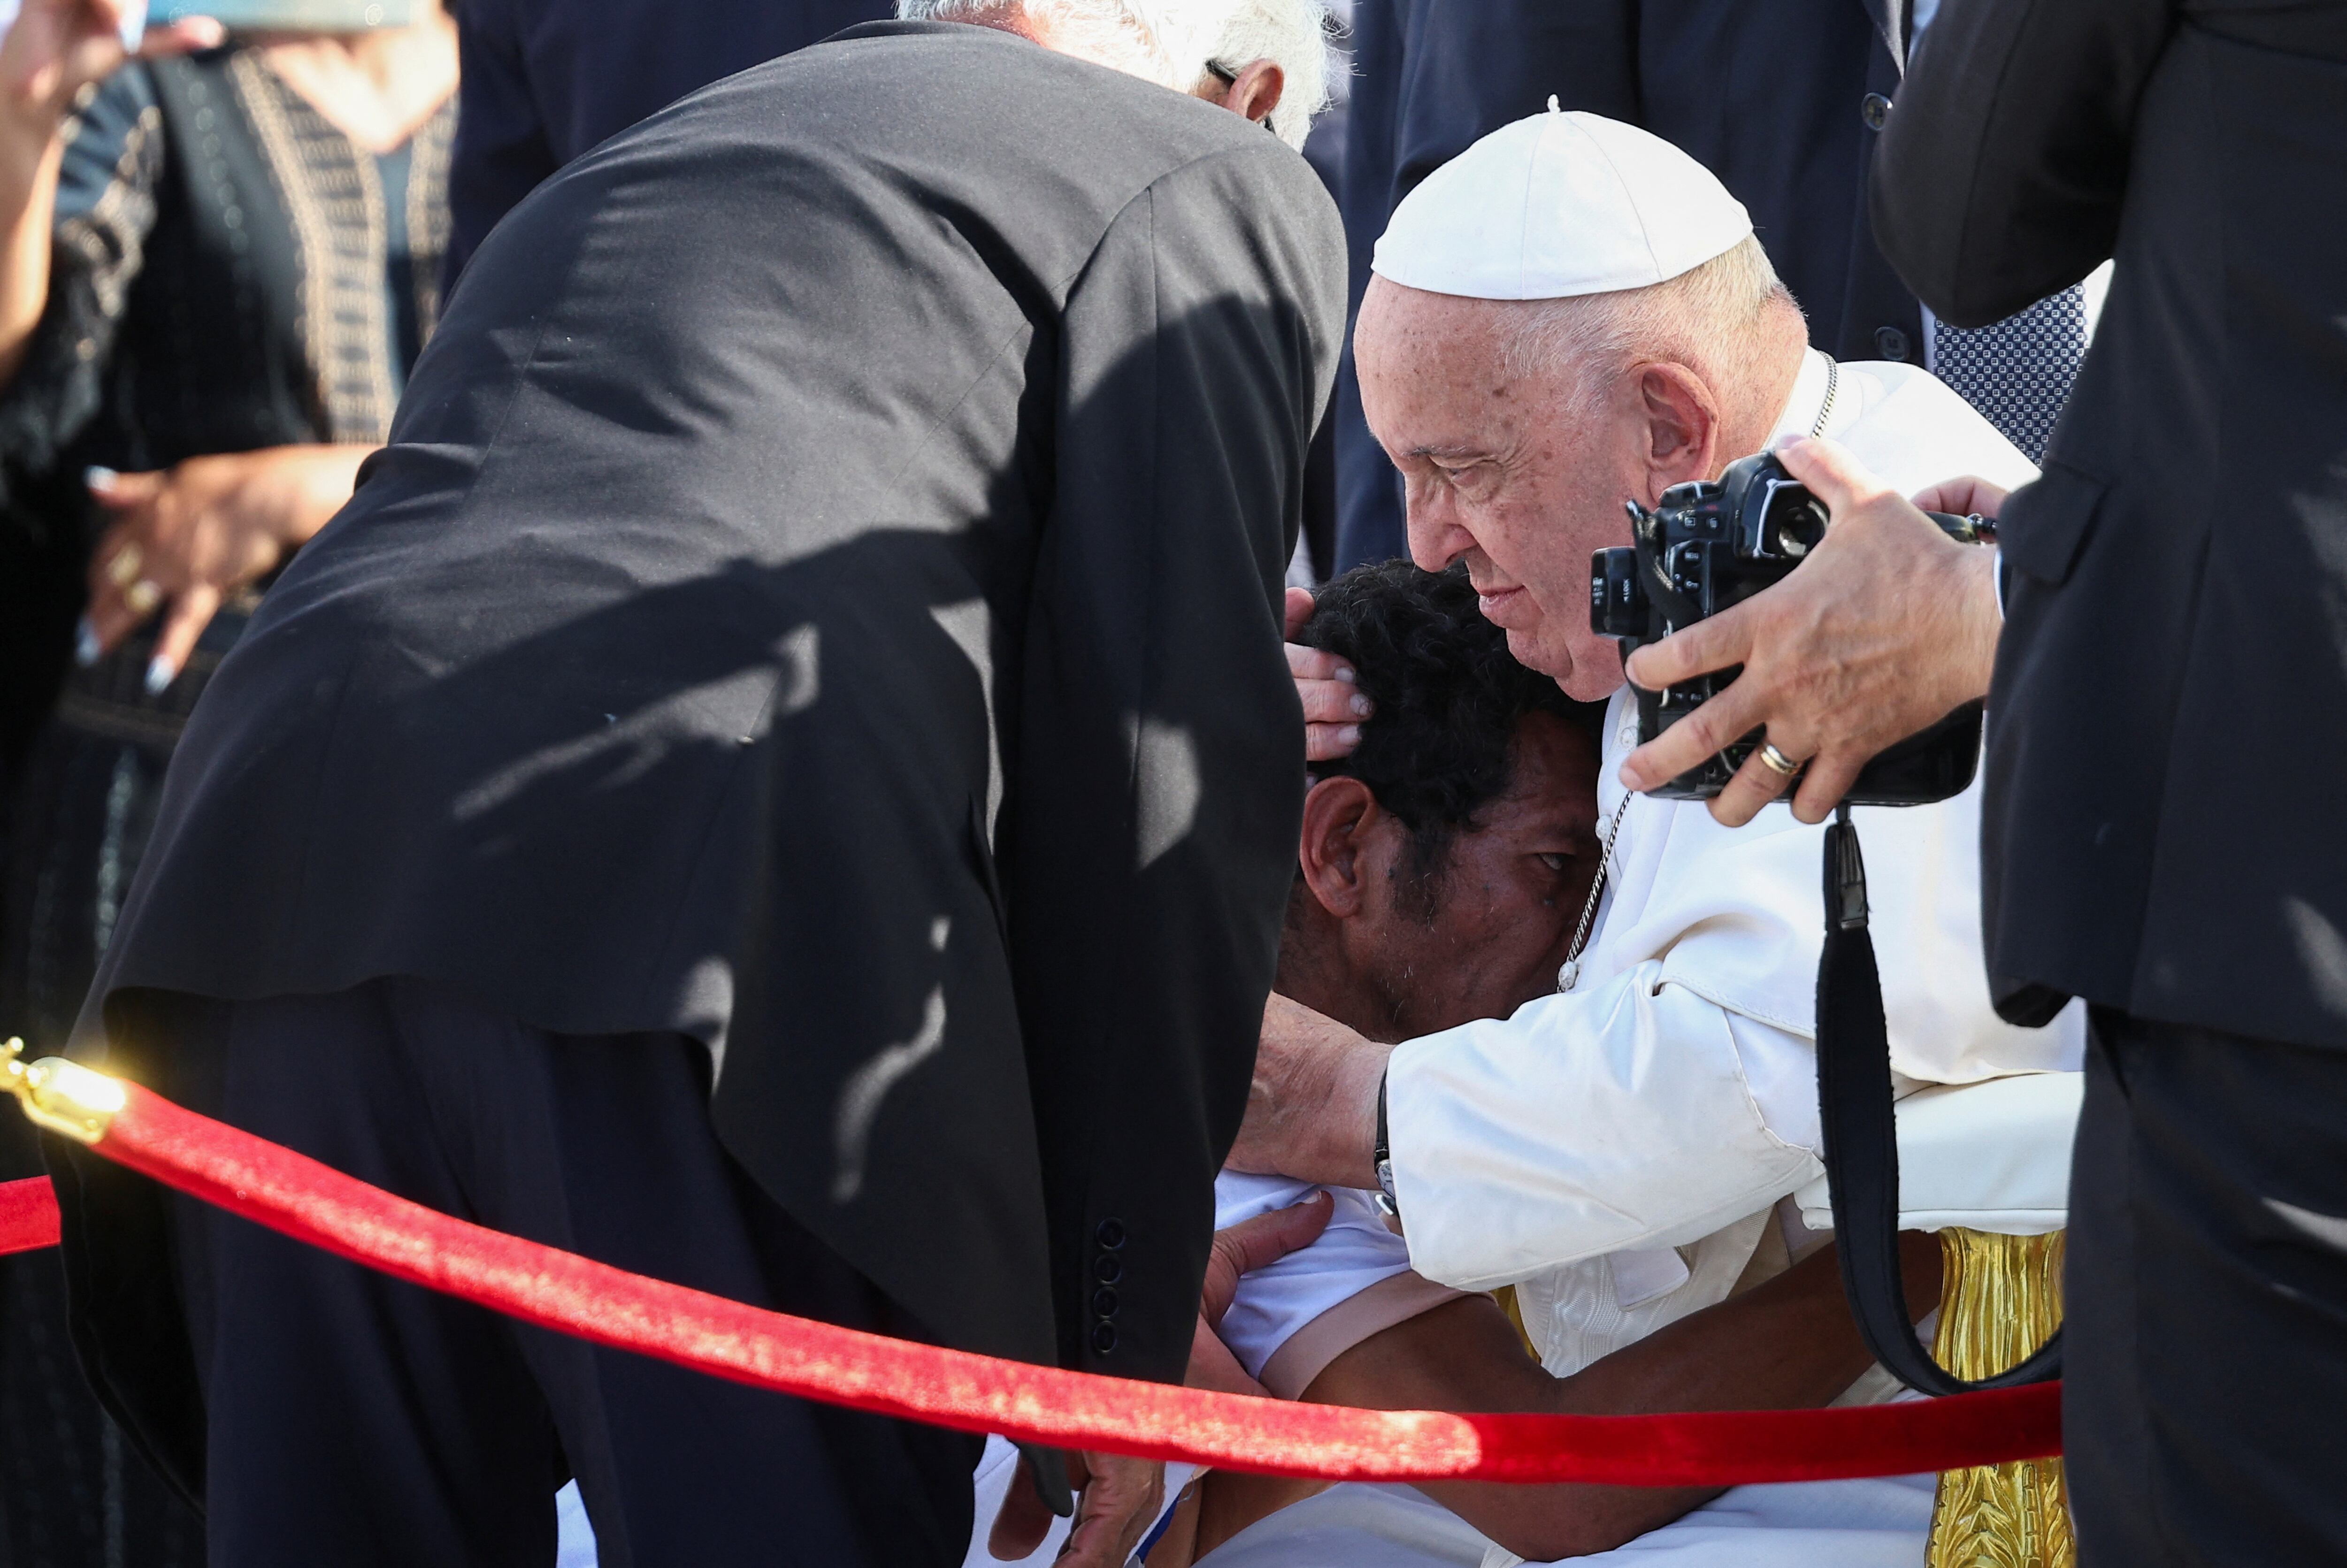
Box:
[0,47,452,1566]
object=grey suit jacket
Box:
[69,17,1343,1420]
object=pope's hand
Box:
[1617,438,2003,827]
[1286,586,1372,762]
[1225,994,1389,1191]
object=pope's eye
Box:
[1538,852,1572,873]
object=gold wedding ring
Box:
[1757,740,1804,779]
[105,544,143,586]
[123,579,161,617]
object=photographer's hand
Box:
[1618,439,2002,827]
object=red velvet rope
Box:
[7,1088,2063,1484]
[0,1175,58,1255]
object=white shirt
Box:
[1385,352,2085,1301]
[1214,1171,1465,1398]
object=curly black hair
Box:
[1299,559,1604,897]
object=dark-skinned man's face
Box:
[1287,711,1603,1042]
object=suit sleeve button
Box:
[1093,1255,1123,1284]
[1092,1286,1120,1318]
[1861,92,1891,130]
[1095,1218,1127,1250]
[1091,1323,1118,1354]
[1873,325,1911,361]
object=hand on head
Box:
[1616,438,2004,826]
[1287,586,1372,761]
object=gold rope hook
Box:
[0,1036,123,1145]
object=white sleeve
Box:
[1383,964,1823,1292]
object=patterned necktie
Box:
[1930,285,2088,463]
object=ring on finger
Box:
[106,545,143,586]
[1756,740,1804,779]
[123,579,162,616]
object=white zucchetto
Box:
[1371,101,1755,301]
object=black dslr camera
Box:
[1588,452,1988,805]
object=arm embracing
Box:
[1386,967,1819,1291]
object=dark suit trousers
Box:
[2067,1010,2347,1564]
[159,977,980,1568]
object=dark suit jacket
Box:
[445,0,892,279]
[75,18,1343,1422]
[1875,0,2347,1048]
[1334,0,1922,567]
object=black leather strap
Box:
[1815,807,2062,1394]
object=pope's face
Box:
[1355,279,1648,702]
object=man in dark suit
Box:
[1879,3,2347,1559]
[445,0,894,279]
[1616,0,2347,1558]
[51,14,1342,1567]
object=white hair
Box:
[1502,235,1805,413]
[897,0,1332,149]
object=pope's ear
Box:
[1633,362,1721,499]
[1297,775,1377,919]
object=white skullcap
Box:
[1371,102,1754,300]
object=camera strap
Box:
[1814,805,2063,1395]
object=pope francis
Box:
[1230,107,2086,1563]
